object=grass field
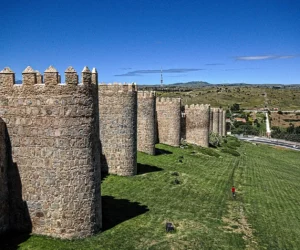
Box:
[158,86,300,110]
[2,138,300,249]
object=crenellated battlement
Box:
[184,104,210,110]
[0,66,98,87]
[211,107,220,112]
[99,82,136,92]
[138,90,156,98]
[156,97,181,103]
[0,67,13,73]
[0,67,15,87]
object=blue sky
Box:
[1,0,299,84]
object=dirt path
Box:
[222,157,258,249]
[222,200,258,249]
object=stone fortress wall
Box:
[0,64,228,239]
[0,66,101,239]
[0,118,9,234]
[183,104,210,147]
[98,83,137,176]
[137,91,156,155]
[156,97,181,147]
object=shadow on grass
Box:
[137,163,163,175]
[155,148,172,155]
[101,172,109,184]
[0,232,31,250]
[208,143,218,148]
[102,196,149,231]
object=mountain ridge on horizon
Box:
[139,81,300,88]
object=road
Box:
[237,135,300,151]
[265,112,271,136]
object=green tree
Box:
[230,103,240,112]
[287,124,295,134]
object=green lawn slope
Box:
[2,138,300,249]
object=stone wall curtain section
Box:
[137,91,156,155]
[98,83,137,176]
[0,66,101,239]
[156,97,181,147]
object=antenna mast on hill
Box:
[160,67,163,87]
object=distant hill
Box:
[169,81,210,87]
[14,79,300,89]
[140,81,300,89]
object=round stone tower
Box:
[212,108,220,134]
[137,91,156,155]
[156,97,181,147]
[184,104,210,147]
[0,66,102,239]
[98,83,137,176]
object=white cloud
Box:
[235,55,298,61]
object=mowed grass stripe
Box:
[240,143,300,249]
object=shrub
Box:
[221,137,241,150]
[228,140,241,148]
[188,144,220,158]
[198,147,220,158]
[209,132,223,147]
[231,124,259,136]
[226,144,238,150]
[221,148,240,157]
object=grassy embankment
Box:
[2,137,300,249]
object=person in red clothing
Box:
[231,186,236,198]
